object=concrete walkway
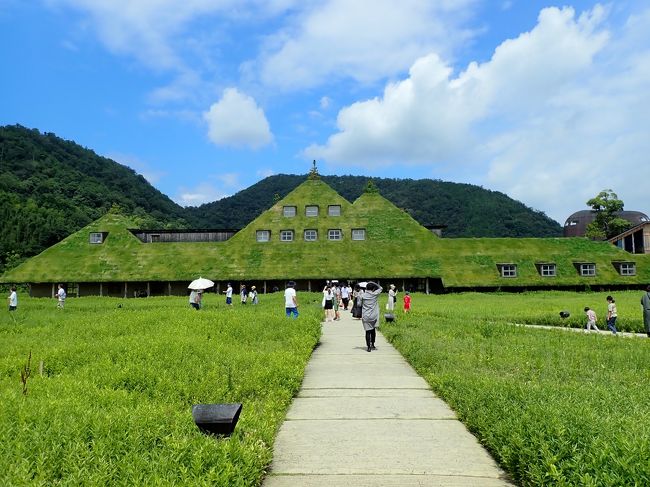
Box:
[263,310,513,486]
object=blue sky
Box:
[1,0,648,223]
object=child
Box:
[584,307,599,332]
[606,295,618,335]
[403,292,411,313]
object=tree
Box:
[585,189,631,239]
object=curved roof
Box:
[564,210,649,237]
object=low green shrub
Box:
[383,291,650,486]
[0,295,320,486]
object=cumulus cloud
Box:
[258,0,477,90]
[203,88,273,149]
[306,6,650,221]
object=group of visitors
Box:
[583,294,625,335]
[6,284,66,312]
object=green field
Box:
[3,290,650,486]
[382,290,650,486]
[0,294,321,486]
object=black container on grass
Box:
[192,403,242,436]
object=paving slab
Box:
[263,311,512,486]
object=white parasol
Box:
[188,277,214,290]
[357,282,368,289]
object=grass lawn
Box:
[382,290,650,486]
[0,294,321,486]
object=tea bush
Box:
[0,294,320,486]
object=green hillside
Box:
[0,125,189,272]
[186,174,563,238]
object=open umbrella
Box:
[357,282,368,289]
[188,277,214,290]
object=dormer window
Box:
[305,205,319,217]
[328,205,341,216]
[328,229,342,241]
[579,263,596,277]
[304,229,318,241]
[256,230,270,242]
[614,262,636,276]
[283,206,296,217]
[498,264,517,278]
[89,232,107,244]
[351,228,366,241]
[280,230,294,242]
[537,263,556,277]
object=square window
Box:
[580,264,596,276]
[280,230,294,242]
[306,205,319,217]
[351,228,366,241]
[89,232,104,244]
[283,206,296,217]
[500,264,517,278]
[619,263,636,276]
[328,205,341,216]
[328,229,342,241]
[304,229,318,241]
[540,264,556,277]
[256,230,270,242]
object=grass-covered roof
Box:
[2,178,648,288]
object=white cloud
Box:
[256,168,275,178]
[320,96,331,110]
[203,88,273,149]
[174,182,231,206]
[258,0,477,90]
[306,6,650,221]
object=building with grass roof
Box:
[2,176,649,297]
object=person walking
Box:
[224,283,233,306]
[285,281,298,318]
[606,295,618,335]
[240,285,248,305]
[351,284,362,319]
[8,286,17,311]
[359,281,383,352]
[250,286,258,305]
[584,307,599,332]
[322,284,334,322]
[56,284,66,309]
[641,285,650,337]
[341,283,350,310]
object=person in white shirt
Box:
[285,281,298,318]
[56,284,66,309]
[224,283,233,306]
[8,286,17,311]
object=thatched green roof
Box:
[2,178,648,287]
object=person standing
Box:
[360,281,383,352]
[250,286,258,305]
[322,285,334,322]
[56,284,66,309]
[641,285,650,337]
[240,285,248,305]
[387,284,396,311]
[285,281,298,318]
[8,286,17,311]
[224,283,233,306]
[341,283,350,310]
[606,295,618,335]
[584,307,599,332]
[403,292,411,313]
[189,290,200,310]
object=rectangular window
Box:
[149,234,161,243]
[540,264,556,277]
[328,205,341,216]
[305,205,319,217]
[619,263,636,276]
[328,229,342,241]
[304,229,318,241]
[280,230,294,242]
[283,206,296,217]
[580,263,596,276]
[256,230,270,242]
[351,228,366,241]
[89,232,104,244]
[500,264,517,278]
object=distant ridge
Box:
[0,125,561,272]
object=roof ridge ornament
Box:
[308,160,320,180]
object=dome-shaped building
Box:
[564,210,650,237]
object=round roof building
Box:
[564,210,650,237]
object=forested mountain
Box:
[185,175,562,238]
[0,125,189,272]
[0,125,562,273]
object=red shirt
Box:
[403,295,411,309]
